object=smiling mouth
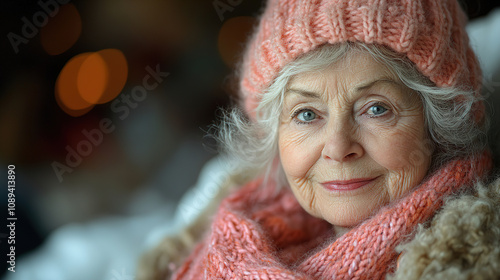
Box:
[321,177,378,192]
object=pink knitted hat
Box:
[240,0,483,121]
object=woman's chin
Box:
[320,202,386,228]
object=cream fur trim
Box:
[391,178,500,279]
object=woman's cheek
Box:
[365,121,426,171]
[370,136,412,169]
[366,123,431,198]
[279,128,321,179]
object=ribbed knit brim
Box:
[240,0,483,121]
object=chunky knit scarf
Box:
[172,153,491,279]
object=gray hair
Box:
[216,42,488,182]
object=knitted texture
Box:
[172,152,492,279]
[390,178,500,279]
[240,0,483,121]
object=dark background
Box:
[1,0,499,277]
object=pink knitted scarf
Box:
[173,152,491,279]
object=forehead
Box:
[287,51,397,92]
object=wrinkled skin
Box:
[278,51,433,234]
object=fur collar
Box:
[392,178,500,279]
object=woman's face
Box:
[278,51,433,229]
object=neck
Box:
[334,225,351,239]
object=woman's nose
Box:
[321,124,363,162]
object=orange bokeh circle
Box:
[56,49,128,116]
[41,4,82,56]
[83,49,128,104]
[77,52,109,104]
[56,52,95,117]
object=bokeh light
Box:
[91,49,128,104]
[218,16,256,68]
[77,52,108,105]
[56,49,128,117]
[56,52,95,117]
[40,4,82,56]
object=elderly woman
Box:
[139,0,500,279]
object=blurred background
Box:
[0,0,499,279]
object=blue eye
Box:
[368,104,388,116]
[296,109,317,123]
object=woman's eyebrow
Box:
[355,78,401,92]
[285,88,322,99]
[285,78,401,99]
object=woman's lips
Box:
[321,177,378,192]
